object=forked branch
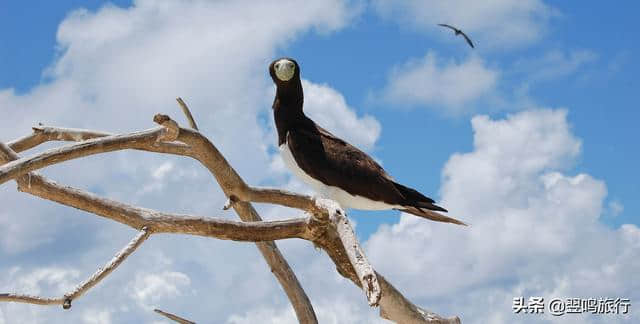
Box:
[0,228,150,309]
[0,112,460,323]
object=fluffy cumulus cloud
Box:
[82,309,113,324]
[0,267,82,323]
[372,0,557,49]
[302,80,381,151]
[227,295,384,324]
[128,271,192,309]
[366,109,638,323]
[0,0,362,247]
[0,0,387,323]
[379,52,499,113]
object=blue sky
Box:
[1,1,638,323]
[2,1,637,235]
[288,3,640,233]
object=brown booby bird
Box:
[438,23,475,49]
[269,57,465,225]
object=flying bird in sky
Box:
[438,23,475,49]
[269,57,466,225]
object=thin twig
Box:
[154,308,196,324]
[63,227,150,309]
[7,126,190,155]
[7,126,111,153]
[176,97,199,130]
[0,228,150,309]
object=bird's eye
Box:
[275,62,281,69]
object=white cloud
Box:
[0,1,386,323]
[128,271,191,308]
[379,52,499,113]
[302,80,381,151]
[372,0,557,49]
[0,267,83,323]
[227,306,298,324]
[366,109,639,323]
[227,296,384,324]
[151,162,174,180]
[1,266,80,296]
[0,0,362,248]
[82,309,113,324]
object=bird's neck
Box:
[273,80,308,145]
[275,81,304,111]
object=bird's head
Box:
[269,57,300,84]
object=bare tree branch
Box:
[0,228,150,309]
[182,124,459,323]
[1,146,312,241]
[0,293,64,306]
[0,123,321,216]
[0,114,461,323]
[0,127,181,186]
[316,199,381,306]
[63,227,150,309]
[0,127,319,323]
[2,120,321,323]
[377,274,461,323]
[7,126,110,153]
[154,308,196,324]
[6,126,190,155]
[176,97,199,131]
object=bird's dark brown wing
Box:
[460,31,475,48]
[286,125,406,205]
[437,23,457,32]
[286,124,464,224]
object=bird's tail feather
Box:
[399,206,468,226]
[392,182,448,212]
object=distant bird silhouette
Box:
[438,24,474,49]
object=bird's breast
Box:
[279,141,400,211]
[279,141,326,191]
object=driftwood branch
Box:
[154,308,196,324]
[63,227,150,309]
[0,227,150,309]
[0,113,460,323]
[315,199,381,306]
[2,125,318,323]
[176,97,199,131]
[0,142,309,241]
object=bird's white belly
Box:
[279,143,398,211]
